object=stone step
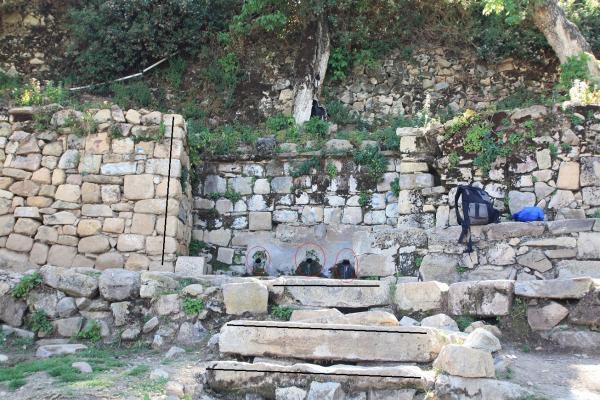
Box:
[218,320,444,363]
[268,277,393,308]
[203,360,428,397]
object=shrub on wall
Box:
[67,0,237,82]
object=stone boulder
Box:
[394,281,448,312]
[527,301,569,331]
[98,269,140,301]
[421,313,459,331]
[223,281,268,315]
[433,344,495,378]
[0,294,27,327]
[448,280,514,317]
[514,277,592,299]
[36,344,87,358]
[306,382,345,400]
[463,328,501,352]
[40,265,98,298]
[434,374,532,399]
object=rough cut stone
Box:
[433,344,495,378]
[419,254,460,283]
[219,320,443,362]
[556,161,580,190]
[394,281,448,312]
[527,301,569,330]
[306,381,345,400]
[223,281,268,315]
[124,174,155,200]
[99,269,140,301]
[557,261,600,278]
[434,375,531,399]
[463,328,501,352]
[0,295,27,327]
[421,313,459,331]
[516,250,552,272]
[514,277,591,299]
[577,232,600,259]
[507,191,535,214]
[36,344,87,358]
[448,280,514,316]
[41,265,99,298]
[486,222,545,240]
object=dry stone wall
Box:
[262,46,557,122]
[193,145,403,276]
[0,106,191,272]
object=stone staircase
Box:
[199,276,533,399]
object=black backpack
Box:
[455,185,501,253]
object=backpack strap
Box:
[456,186,474,253]
[455,186,464,225]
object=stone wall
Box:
[261,46,557,122]
[193,144,403,276]
[0,106,191,272]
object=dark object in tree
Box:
[455,185,501,253]
[311,99,328,121]
[295,257,325,277]
[330,259,356,279]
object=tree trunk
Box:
[532,0,600,80]
[292,16,330,125]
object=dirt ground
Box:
[499,345,600,400]
[2,340,600,400]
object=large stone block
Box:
[124,174,155,200]
[527,301,569,331]
[433,344,495,378]
[249,212,272,231]
[580,156,600,186]
[394,281,449,312]
[577,232,600,259]
[556,161,580,190]
[419,253,460,283]
[514,277,592,299]
[557,260,600,278]
[357,253,395,277]
[99,269,140,301]
[47,245,77,267]
[175,256,206,276]
[223,281,268,315]
[219,320,443,362]
[41,265,98,298]
[78,235,111,254]
[448,280,514,316]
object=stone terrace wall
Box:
[193,145,403,276]
[261,46,557,122]
[0,106,191,272]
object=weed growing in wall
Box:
[290,157,320,178]
[29,310,54,336]
[12,272,43,299]
[358,191,371,208]
[353,145,388,180]
[189,240,208,256]
[390,177,400,197]
[270,305,293,321]
[182,297,205,315]
[326,161,338,178]
[77,320,102,342]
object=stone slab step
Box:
[203,360,428,397]
[268,277,393,308]
[219,320,444,363]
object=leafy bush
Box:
[270,305,293,321]
[358,191,371,208]
[353,145,388,180]
[390,178,400,197]
[464,124,490,153]
[559,53,592,90]
[496,88,546,110]
[165,57,187,90]
[182,296,205,315]
[12,272,43,299]
[448,152,460,168]
[67,0,235,81]
[372,127,400,151]
[324,99,357,125]
[266,113,295,132]
[326,161,338,178]
[223,188,242,203]
[11,79,67,106]
[189,240,208,256]
[77,320,102,342]
[290,157,320,178]
[110,81,155,109]
[303,117,329,139]
[29,310,54,336]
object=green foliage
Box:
[325,99,357,125]
[266,113,295,132]
[271,305,293,321]
[12,272,43,299]
[189,240,208,256]
[372,127,400,151]
[561,143,573,153]
[496,88,546,110]
[591,210,600,218]
[303,117,329,139]
[187,120,259,159]
[448,152,460,168]
[224,188,242,203]
[454,315,476,331]
[182,296,205,315]
[328,48,351,81]
[415,256,424,268]
[165,57,187,90]
[77,320,102,342]
[67,0,234,81]
[549,143,559,159]
[558,53,592,90]
[0,348,124,390]
[390,178,400,197]
[353,145,388,180]
[326,161,338,178]
[464,124,490,153]
[290,157,320,178]
[126,364,150,376]
[562,0,600,56]
[358,191,371,208]
[110,81,155,109]
[11,79,67,106]
[445,109,478,139]
[29,310,54,336]
[65,112,98,137]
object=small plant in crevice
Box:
[448,152,460,168]
[456,265,469,274]
[592,210,600,219]
[358,191,371,208]
[12,272,43,299]
[290,157,320,178]
[77,320,102,342]
[454,315,475,331]
[415,256,423,269]
[390,177,400,197]
[223,188,242,203]
[182,296,205,316]
[189,240,208,256]
[326,161,338,179]
[561,143,573,153]
[302,117,329,139]
[548,143,558,160]
[271,305,293,321]
[29,310,54,336]
[353,145,387,181]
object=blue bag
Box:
[512,206,545,222]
